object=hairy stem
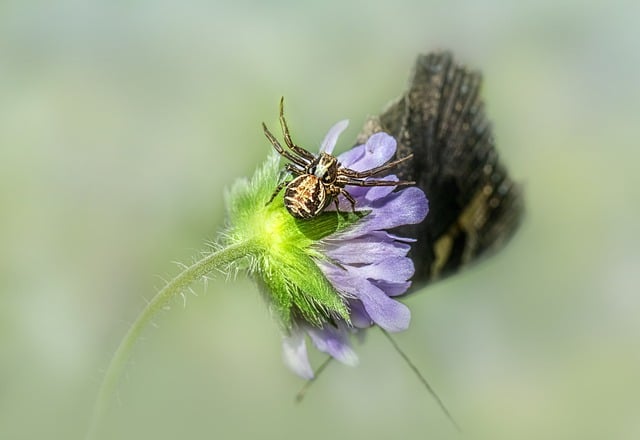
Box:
[86,239,258,440]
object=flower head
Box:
[225,119,428,378]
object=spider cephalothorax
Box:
[263,98,415,219]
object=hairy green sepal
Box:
[225,154,367,330]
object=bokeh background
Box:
[1,1,638,439]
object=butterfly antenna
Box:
[380,328,462,433]
[294,356,333,403]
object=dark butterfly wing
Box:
[356,51,524,290]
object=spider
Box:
[263,98,415,219]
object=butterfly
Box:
[355,51,523,289]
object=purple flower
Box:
[281,121,429,379]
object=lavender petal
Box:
[355,279,411,332]
[371,279,412,297]
[323,237,411,264]
[282,332,314,379]
[349,187,428,235]
[320,120,349,154]
[363,175,398,201]
[346,257,415,283]
[307,326,359,366]
[336,143,365,168]
[348,299,373,328]
[341,133,397,172]
[322,268,411,332]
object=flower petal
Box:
[320,120,349,154]
[354,279,410,332]
[348,187,428,235]
[347,257,415,283]
[323,236,410,264]
[371,279,412,297]
[282,332,314,379]
[348,299,373,328]
[381,231,417,243]
[362,175,398,201]
[342,133,397,172]
[307,326,359,366]
[337,143,365,168]
[321,268,411,332]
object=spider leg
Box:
[344,178,416,187]
[339,189,357,212]
[279,97,316,161]
[262,122,308,168]
[265,181,288,206]
[285,163,304,175]
[266,163,306,207]
[340,154,414,178]
[333,198,341,213]
[335,173,415,187]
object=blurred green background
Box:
[1,1,638,439]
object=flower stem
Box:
[85,239,258,440]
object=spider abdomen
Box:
[284,174,329,219]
